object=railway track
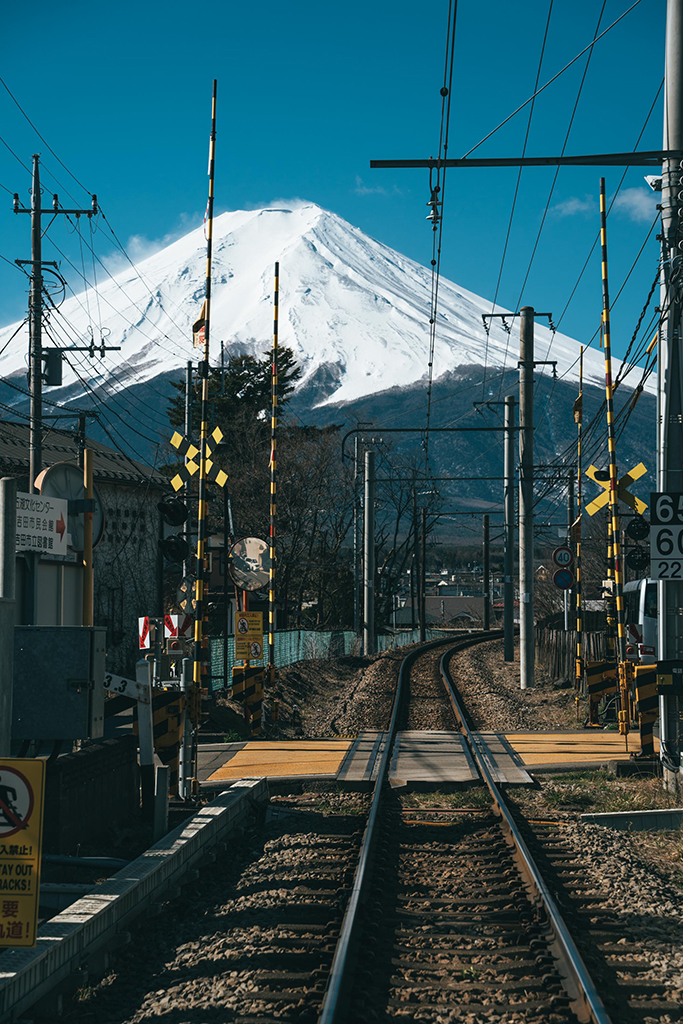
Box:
[13,632,680,1024]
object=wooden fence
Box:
[535,628,606,680]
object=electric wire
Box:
[482,0,554,396]
[461,0,644,159]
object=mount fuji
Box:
[0,201,653,473]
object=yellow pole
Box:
[599,178,628,745]
[83,448,94,627]
[575,347,583,717]
[268,262,279,681]
[192,80,218,733]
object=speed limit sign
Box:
[650,492,683,580]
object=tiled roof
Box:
[0,420,166,486]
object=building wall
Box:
[95,482,164,676]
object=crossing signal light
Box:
[160,534,190,563]
[626,515,649,542]
[157,497,189,527]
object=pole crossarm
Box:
[341,425,520,462]
[370,151,682,170]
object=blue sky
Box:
[0,0,667,367]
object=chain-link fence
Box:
[209,628,449,689]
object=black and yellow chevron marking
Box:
[573,348,585,700]
[599,178,626,668]
[232,665,264,735]
[634,665,658,757]
[586,659,617,725]
[132,689,186,795]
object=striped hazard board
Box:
[114,688,185,795]
[232,666,264,737]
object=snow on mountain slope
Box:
[0,202,642,418]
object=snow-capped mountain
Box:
[0,201,642,428]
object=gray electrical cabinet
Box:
[12,626,106,741]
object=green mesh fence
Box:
[209,628,448,689]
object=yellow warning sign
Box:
[235,611,264,660]
[0,758,45,947]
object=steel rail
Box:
[439,649,613,1024]
[318,631,500,1024]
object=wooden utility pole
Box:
[519,307,535,690]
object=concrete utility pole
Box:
[353,436,361,634]
[519,307,535,690]
[29,157,42,492]
[363,449,375,656]
[0,478,16,756]
[482,513,490,631]
[13,155,98,490]
[503,395,515,661]
[660,0,683,778]
[420,507,427,641]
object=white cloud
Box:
[612,187,657,223]
[353,175,387,196]
[103,212,201,273]
[550,194,594,218]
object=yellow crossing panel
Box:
[208,740,351,781]
[505,731,658,765]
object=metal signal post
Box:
[193,80,218,708]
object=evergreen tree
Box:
[167,345,302,436]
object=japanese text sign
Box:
[0,758,45,947]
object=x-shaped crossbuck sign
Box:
[169,426,228,491]
[584,462,648,516]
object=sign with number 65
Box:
[650,492,683,580]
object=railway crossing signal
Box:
[168,427,228,492]
[584,463,648,516]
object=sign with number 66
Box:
[651,492,683,579]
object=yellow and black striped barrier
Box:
[586,660,617,726]
[232,665,264,737]
[133,689,186,796]
[634,664,658,757]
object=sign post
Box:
[650,492,683,581]
[235,611,264,661]
[0,758,45,948]
[15,492,67,557]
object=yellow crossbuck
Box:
[169,426,228,491]
[584,462,647,516]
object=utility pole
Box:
[503,395,515,660]
[659,0,683,783]
[14,155,97,491]
[363,449,375,656]
[482,513,490,631]
[353,436,361,634]
[420,506,427,641]
[519,307,535,690]
[412,483,421,639]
